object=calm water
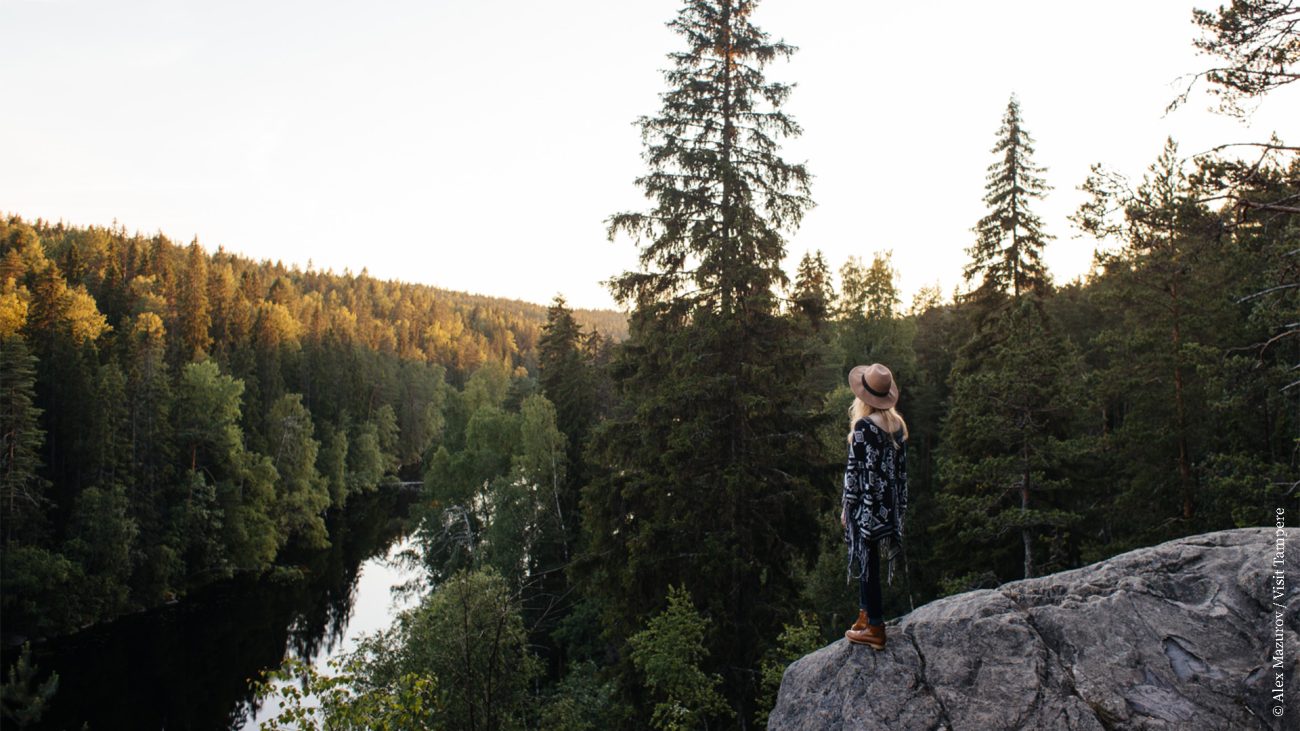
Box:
[13,488,423,731]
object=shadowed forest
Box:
[2,1,1297,729]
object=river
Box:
[13,488,424,731]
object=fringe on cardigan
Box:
[845,531,903,587]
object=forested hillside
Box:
[0,216,624,638]
[2,1,1297,730]
[291,2,1294,729]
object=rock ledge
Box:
[770,527,1298,730]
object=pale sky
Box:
[2,0,1296,311]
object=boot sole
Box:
[845,633,886,650]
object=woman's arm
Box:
[897,440,909,536]
[841,419,872,526]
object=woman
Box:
[840,363,908,650]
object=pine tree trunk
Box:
[1022,437,1033,579]
[1171,275,1194,520]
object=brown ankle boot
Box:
[845,610,869,643]
[845,611,886,650]
[862,622,886,650]
[850,610,868,631]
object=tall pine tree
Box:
[790,250,833,329]
[965,95,1052,305]
[0,334,48,545]
[1075,139,1231,528]
[583,0,822,720]
[937,96,1084,585]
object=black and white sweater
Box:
[842,417,909,585]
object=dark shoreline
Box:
[1,486,420,731]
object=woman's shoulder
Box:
[863,414,907,443]
[861,415,891,433]
[855,418,889,444]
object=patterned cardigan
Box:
[842,417,909,586]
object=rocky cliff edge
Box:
[770,527,1298,730]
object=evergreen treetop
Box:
[965,95,1053,302]
[607,0,811,316]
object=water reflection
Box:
[13,488,419,731]
[242,533,423,727]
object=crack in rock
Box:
[1002,590,1109,730]
[904,623,954,731]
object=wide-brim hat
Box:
[849,363,899,409]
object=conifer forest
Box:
[1,1,1297,729]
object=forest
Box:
[2,1,1298,730]
[0,218,622,639]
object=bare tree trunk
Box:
[1171,279,1194,520]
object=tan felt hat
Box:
[848,363,899,409]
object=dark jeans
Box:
[858,538,883,625]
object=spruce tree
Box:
[176,241,212,362]
[791,250,833,328]
[965,95,1052,304]
[605,0,811,312]
[790,250,838,393]
[1075,139,1231,528]
[538,295,594,465]
[0,335,49,545]
[935,300,1089,583]
[584,0,822,718]
[938,99,1082,584]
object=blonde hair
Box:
[847,397,908,448]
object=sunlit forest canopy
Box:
[1,215,626,376]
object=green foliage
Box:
[396,360,448,466]
[586,2,827,720]
[833,252,915,402]
[605,0,810,311]
[255,655,440,731]
[175,360,245,475]
[219,448,281,570]
[965,95,1053,304]
[464,360,512,413]
[256,569,541,731]
[2,5,1298,720]
[373,403,401,476]
[516,394,567,498]
[318,424,350,506]
[838,251,899,320]
[792,250,835,328]
[355,567,539,731]
[0,545,88,635]
[538,661,622,731]
[62,485,137,617]
[1186,0,1300,116]
[176,241,212,360]
[754,612,821,728]
[347,418,387,495]
[267,393,330,549]
[1,643,58,729]
[937,300,1090,580]
[0,212,627,640]
[538,296,597,467]
[1075,139,1240,532]
[629,585,732,731]
[462,407,520,496]
[173,469,226,580]
[0,334,48,544]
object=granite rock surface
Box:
[770,527,1299,730]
